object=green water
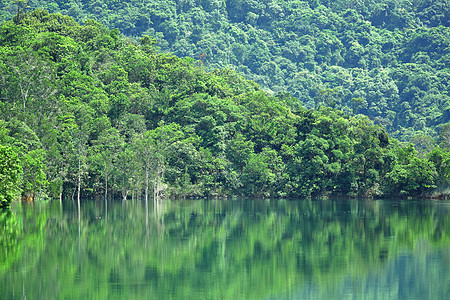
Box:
[1,198,449,299]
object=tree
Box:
[92,127,124,202]
[147,123,186,201]
[384,157,436,196]
[12,0,28,24]
[137,131,156,208]
[439,122,450,150]
[0,145,22,207]
[4,119,47,200]
[428,147,450,186]
[1,50,56,120]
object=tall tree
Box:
[0,145,22,207]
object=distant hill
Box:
[1,0,448,142]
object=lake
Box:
[1,198,449,299]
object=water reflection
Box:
[0,198,449,299]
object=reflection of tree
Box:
[0,199,448,299]
[0,203,48,299]
[0,209,22,272]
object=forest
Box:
[0,7,449,206]
[0,0,449,141]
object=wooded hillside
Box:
[0,10,448,205]
[1,0,448,142]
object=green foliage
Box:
[385,156,437,196]
[0,10,446,200]
[428,146,450,186]
[0,145,22,206]
[1,1,446,140]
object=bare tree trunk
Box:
[77,147,81,249]
[145,168,149,207]
[122,176,128,201]
[145,197,149,232]
[77,153,81,223]
[153,176,158,215]
[71,188,76,206]
[145,169,149,229]
[105,174,108,202]
[105,174,108,222]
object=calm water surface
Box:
[1,198,449,299]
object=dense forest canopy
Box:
[0,0,449,142]
[0,10,449,205]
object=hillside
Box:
[0,10,449,205]
[1,0,449,142]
